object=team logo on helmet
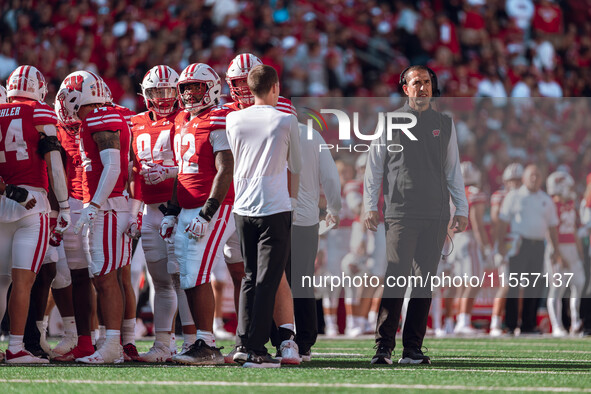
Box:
[64,75,84,92]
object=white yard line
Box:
[316,367,591,375]
[0,379,589,392]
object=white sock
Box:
[62,316,77,336]
[8,334,24,353]
[346,315,355,329]
[279,323,295,333]
[122,319,135,345]
[183,332,196,346]
[155,331,171,348]
[92,329,98,345]
[104,329,120,349]
[196,330,215,347]
[491,315,501,330]
[214,317,224,331]
[457,313,467,327]
[368,310,377,325]
[325,314,336,328]
[99,325,106,340]
[464,313,472,327]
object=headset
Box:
[399,65,440,97]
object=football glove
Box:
[140,162,178,185]
[125,199,144,239]
[55,201,71,234]
[185,213,209,240]
[74,204,99,235]
[160,215,177,243]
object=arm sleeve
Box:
[444,120,469,217]
[287,115,302,174]
[209,129,231,153]
[48,150,69,204]
[317,132,342,216]
[363,133,387,212]
[91,149,121,207]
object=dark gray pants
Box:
[505,238,545,332]
[235,211,291,355]
[288,224,319,354]
[376,218,448,350]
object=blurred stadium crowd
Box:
[2,0,591,191]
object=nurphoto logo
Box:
[304,107,418,153]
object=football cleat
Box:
[243,353,281,368]
[138,342,173,363]
[277,340,301,365]
[489,328,503,337]
[371,345,393,365]
[53,345,95,362]
[324,324,338,338]
[52,332,78,356]
[76,346,124,364]
[5,349,50,364]
[172,339,224,365]
[454,325,478,335]
[123,343,141,361]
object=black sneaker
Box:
[398,347,431,365]
[243,353,281,368]
[371,344,392,365]
[300,350,311,362]
[228,345,247,364]
[172,339,224,365]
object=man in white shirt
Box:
[497,164,561,334]
[226,65,302,368]
[289,123,341,359]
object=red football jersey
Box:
[79,106,131,204]
[174,105,235,209]
[111,103,135,129]
[0,100,57,191]
[131,110,178,204]
[465,185,487,232]
[556,200,577,244]
[226,96,297,116]
[56,124,84,200]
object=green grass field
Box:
[1,336,590,393]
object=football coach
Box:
[363,65,469,365]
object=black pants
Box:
[505,238,545,332]
[288,224,319,354]
[376,218,448,350]
[235,211,291,355]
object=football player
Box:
[56,70,131,364]
[224,53,301,365]
[106,90,141,362]
[545,171,585,336]
[131,65,197,362]
[0,65,70,363]
[490,163,523,336]
[159,63,234,365]
[453,161,490,334]
[51,94,95,361]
